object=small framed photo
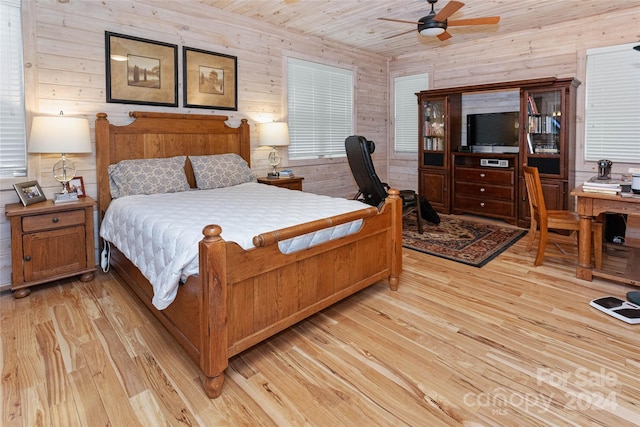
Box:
[67,176,85,197]
[14,181,47,206]
[105,31,178,107]
[183,46,237,110]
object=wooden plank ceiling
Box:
[198,0,637,58]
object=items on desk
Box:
[596,159,613,180]
[632,173,640,194]
[279,169,294,177]
[582,180,621,195]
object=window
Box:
[287,58,353,160]
[394,73,428,153]
[584,42,640,163]
[0,0,27,178]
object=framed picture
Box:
[183,46,237,110]
[105,31,178,107]
[67,176,85,197]
[14,181,46,206]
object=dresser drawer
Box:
[455,167,514,185]
[455,182,514,201]
[453,194,516,217]
[22,209,85,233]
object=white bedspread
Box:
[100,182,368,309]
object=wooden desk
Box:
[571,188,640,285]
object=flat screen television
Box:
[467,112,520,152]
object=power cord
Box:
[100,241,110,273]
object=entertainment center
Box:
[417,77,579,227]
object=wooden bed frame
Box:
[95,111,402,398]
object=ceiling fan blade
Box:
[437,31,453,41]
[433,0,464,22]
[378,17,420,25]
[384,28,417,40]
[448,16,500,26]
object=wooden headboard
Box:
[95,111,250,220]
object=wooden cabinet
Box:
[257,176,304,191]
[5,197,96,298]
[453,153,518,224]
[416,77,579,226]
[519,79,578,227]
[417,93,461,213]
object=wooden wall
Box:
[388,6,640,192]
[0,0,388,287]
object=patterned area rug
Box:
[402,213,527,267]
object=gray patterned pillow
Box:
[190,154,256,189]
[108,156,190,198]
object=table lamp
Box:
[259,122,290,178]
[28,112,92,201]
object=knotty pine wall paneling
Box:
[0,0,388,288]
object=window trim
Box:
[389,68,433,161]
[393,73,429,155]
[0,0,27,181]
[584,42,640,164]
[283,53,356,166]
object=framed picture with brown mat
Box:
[182,46,237,110]
[105,31,178,107]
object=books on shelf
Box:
[527,95,539,115]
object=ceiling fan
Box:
[379,0,500,42]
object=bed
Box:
[95,111,402,398]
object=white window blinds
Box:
[287,58,353,160]
[584,43,640,163]
[0,0,27,178]
[394,73,428,153]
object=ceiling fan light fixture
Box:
[418,17,447,37]
[420,26,446,36]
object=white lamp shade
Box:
[259,122,290,147]
[28,116,92,154]
[420,27,445,36]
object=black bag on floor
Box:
[419,195,440,225]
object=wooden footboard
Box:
[108,190,402,398]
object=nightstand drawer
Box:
[22,209,85,232]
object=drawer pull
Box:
[25,256,31,262]
[52,217,59,223]
[480,173,485,178]
[480,202,485,207]
[480,188,485,192]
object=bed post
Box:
[95,113,111,225]
[199,225,228,398]
[387,189,402,291]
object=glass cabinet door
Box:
[524,88,563,176]
[423,98,445,152]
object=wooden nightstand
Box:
[5,196,96,298]
[258,176,304,191]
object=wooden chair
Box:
[345,135,423,233]
[523,165,603,267]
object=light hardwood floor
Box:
[2,236,639,426]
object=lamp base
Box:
[54,192,79,204]
[267,171,280,178]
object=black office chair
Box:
[345,135,423,233]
